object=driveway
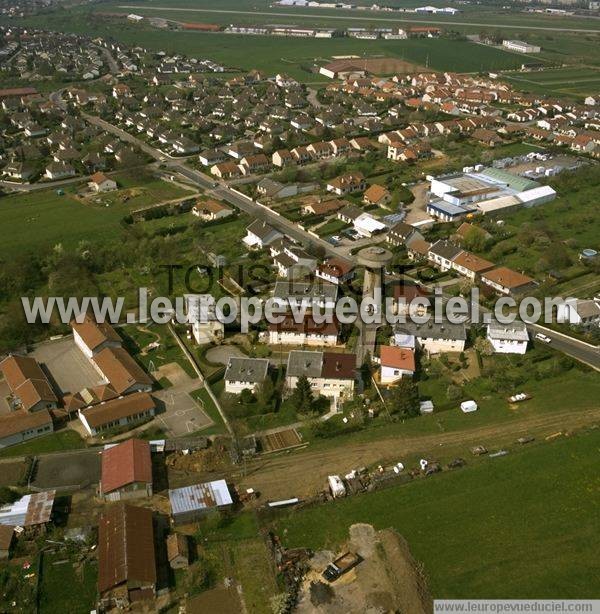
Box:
[205,345,245,365]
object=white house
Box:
[268,315,339,347]
[224,358,270,394]
[486,320,529,354]
[286,350,355,401]
[272,281,338,311]
[557,298,600,327]
[396,320,467,354]
[89,172,117,193]
[243,220,283,249]
[186,294,224,344]
[379,346,415,384]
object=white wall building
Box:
[486,321,529,354]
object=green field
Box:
[38,551,97,614]
[0,430,85,459]
[505,66,600,97]
[0,175,189,259]
[272,428,600,598]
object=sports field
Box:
[272,428,600,598]
[505,66,600,97]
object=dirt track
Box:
[234,406,600,501]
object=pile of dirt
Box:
[166,443,230,475]
[296,523,432,614]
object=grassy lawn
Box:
[0,430,85,459]
[315,218,350,238]
[272,428,600,598]
[0,189,125,259]
[38,551,97,614]
[120,323,197,378]
[88,171,192,210]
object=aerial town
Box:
[0,1,598,612]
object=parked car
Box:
[534,333,552,343]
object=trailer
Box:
[322,552,361,582]
[327,475,346,498]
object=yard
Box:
[271,427,600,598]
[38,550,97,614]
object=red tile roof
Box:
[380,346,416,372]
[101,439,152,495]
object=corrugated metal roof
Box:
[168,480,232,515]
[0,490,55,527]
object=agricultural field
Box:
[270,427,600,599]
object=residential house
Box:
[243,220,283,249]
[272,280,338,311]
[99,438,153,501]
[451,251,495,281]
[45,161,76,180]
[379,346,416,384]
[363,184,392,207]
[269,314,339,347]
[192,199,233,221]
[315,258,355,285]
[386,222,423,247]
[557,298,600,327]
[89,172,117,193]
[486,320,529,354]
[428,240,463,272]
[327,172,366,196]
[272,149,296,167]
[396,320,467,354]
[186,294,225,344]
[286,350,355,400]
[210,161,242,179]
[240,153,270,175]
[224,358,270,394]
[256,178,298,200]
[481,267,537,295]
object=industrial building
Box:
[426,167,556,221]
[502,40,541,53]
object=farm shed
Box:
[168,479,233,525]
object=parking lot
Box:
[32,337,104,396]
[31,448,101,491]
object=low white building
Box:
[224,357,270,394]
[557,298,600,327]
[502,40,541,53]
[379,346,415,384]
[396,320,467,355]
[486,320,529,354]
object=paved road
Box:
[116,6,600,33]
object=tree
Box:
[446,384,463,402]
[388,379,420,418]
[256,377,275,409]
[0,487,18,506]
[291,375,313,412]
[474,336,494,357]
[239,388,256,405]
[360,352,373,389]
